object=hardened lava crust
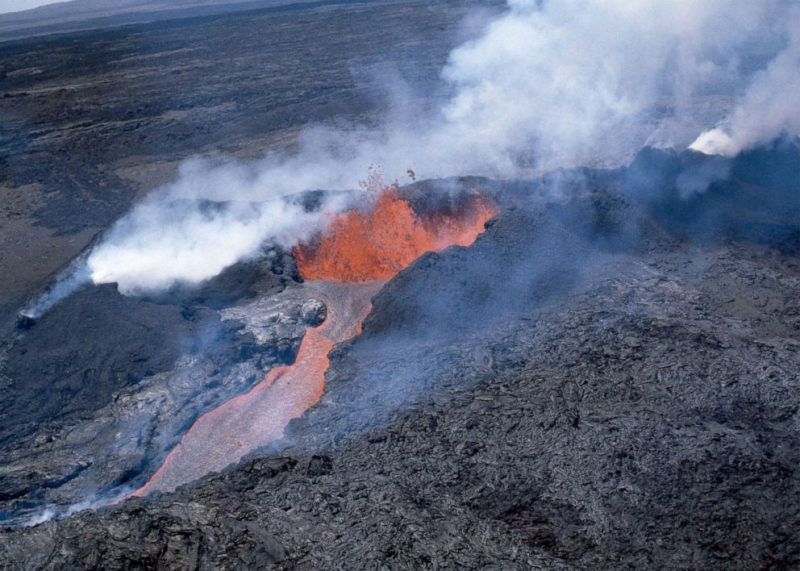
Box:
[2,145,799,569]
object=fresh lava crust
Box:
[134,183,496,496]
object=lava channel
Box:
[134,184,496,496]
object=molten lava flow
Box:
[295,186,497,282]
[134,281,379,495]
[135,185,496,496]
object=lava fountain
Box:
[134,182,496,496]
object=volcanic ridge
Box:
[0,142,798,569]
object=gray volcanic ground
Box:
[0,0,343,41]
[1,0,800,569]
[2,146,800,569]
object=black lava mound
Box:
[1,142,799,569]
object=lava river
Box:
[134,185,496,495]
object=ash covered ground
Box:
[1,1,800,570]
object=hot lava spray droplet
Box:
[134,183,496,496]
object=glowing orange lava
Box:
[134,184,496,496]
[134,281,379,495]
[296,185,497,282]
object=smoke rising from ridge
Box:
[29,0,800,309]
[444,0,795,165]
[84,158,352,295]
[690,5,800,155]
[21,259,90,319]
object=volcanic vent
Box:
[134,180,496,495]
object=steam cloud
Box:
[690,5,800,155]
[21,259,90,319]
[84,159,352,295]
[21,488,135,528]
[26,0,800,312]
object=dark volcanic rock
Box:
[0,249,322,525]
[4,284,214,437]
[623,140,800,250]
[1,145,798,569]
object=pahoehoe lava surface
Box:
[0,250,318,523]
[1,145,798,569]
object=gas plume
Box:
[690,6,800,155]
[20,488,134,528]
[20,259,90,319]
[82,159,360,296]
[27,0,799,311]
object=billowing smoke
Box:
[20,159,350,311]
[690,5,800,155]
[84,158,350,295]
[26,0,800,312]
[443,0,796,166]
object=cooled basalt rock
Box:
[1,144,798,568]
[0,251,320,525]
[3,224,799,569]
[300,299,327,327]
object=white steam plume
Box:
[28,0,800,310]
[21,259,90,319]
[20,488,136,528]
[85,159,351,296]
[690,6,800,156]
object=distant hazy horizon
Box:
[0,0,73,15]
